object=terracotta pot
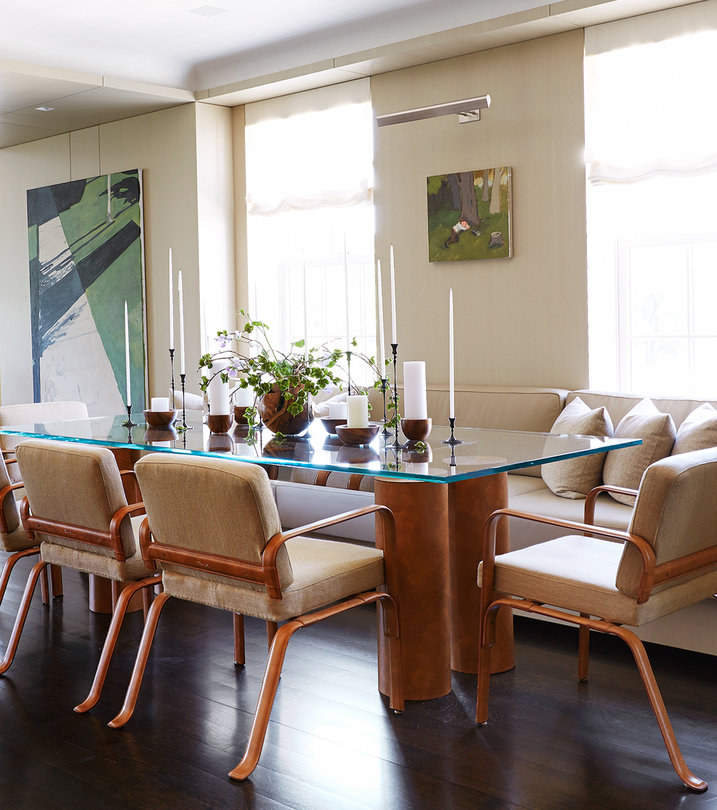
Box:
[257,385,313,435]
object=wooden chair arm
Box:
[0,481,25,534]
[585,484,638,525]
[481,507,657,604]
[262,504,397,599]
[119,469,141,503]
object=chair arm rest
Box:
[0,481,25,534]
[585,484,638,525]
[262,504,397,598]
[109,502,146,560]
[119,469,141,503]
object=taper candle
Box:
[178,269,186,375]
[344,234,350,350]
[124,300,131,407]
[449,288,455,420]
[390,245,397,344]
[168,248,174,350]
[303,261,308,357]
[376,258,385,365]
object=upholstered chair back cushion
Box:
[0,453,20,533]
[15,439,133,557]
[616,447,717,597]
[134,454,292,589]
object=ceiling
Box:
[0,0,699,149]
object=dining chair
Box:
[0,451,51,611]
[2,439,159,713]
[106,452,403,780]
[477,446,717,793]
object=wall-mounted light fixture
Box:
[376,94,491,127]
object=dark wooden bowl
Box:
[207,414,232,433]
[143,409,177,427]
[321,417,347,435]
[402,418,432,441]
[336,423,380,446]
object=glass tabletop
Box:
[0,412,642,483]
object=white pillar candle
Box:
[403,361,427,419]
[347,395,369,428]
[390,245,397,345]
[124,300,131,407]
[233,386,254,407]
[207,360,231,414]
[376,258,385,366]
[151,397,170,411]
[449,288,455,420]
[328,402,348,420]
[178,269,186,375]
[168,248,174,351]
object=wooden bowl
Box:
[336,423,380,446]
[321,417,347,435]
[402,418,432,441]
[207,414,233,433]
[143,409,177,427]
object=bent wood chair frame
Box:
[0,481,159,715]
[477,489,715,794]
[108,503,404,781]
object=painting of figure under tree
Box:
[427,167,512,262]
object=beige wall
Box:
[372,30,588,390]
[0,103,234,410]
[0,29,588,410]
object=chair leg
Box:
[234,614,245,666]
[611,624,707,793]
[110,580,121,612]
[39,564,50,605]
[229,619,302,781]
[0,560,47,675]
[266,620,278,648]
[476,602,501,725]
[50,564,63,598]
[107,591,172,728]
[578,614,590,682]
[378,595,404,713]
[74,576,160,714]
[0,548,39,606]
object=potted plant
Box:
[199,311,345,436]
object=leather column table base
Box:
[448,473,514,675]
[375,477,451,701]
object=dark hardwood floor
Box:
[0,558,716,809]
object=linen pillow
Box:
[602,398,676,506]
[541,397,614,499]
[672,403,717,455]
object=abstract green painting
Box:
[427,167,513,262]
[27,170,146,415]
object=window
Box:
[585,11,717,396]
[244,80,376,386]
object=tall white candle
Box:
[390,245,397,345]
[303,261,308,357]
[449,288,455,419]
[124,300,131,407]
[403,361,427,419]
[151,397,169,411]
[376,258,385,366]
[207,360,231,414]
[168,248,174,351]
[178,269,185,375]
[347,394,369,428]
[344,234,350,350]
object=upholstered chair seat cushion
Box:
[40,515,148,581]
[478,535,717,627]
[161,536,385,622]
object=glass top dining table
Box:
[0,411,641,701]
[0,411,641,484]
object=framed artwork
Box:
[26,169,146,416]
[427,167,513,262]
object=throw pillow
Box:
[603,398,676,506]
[672,403,717,455]
[541,397,614,499]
